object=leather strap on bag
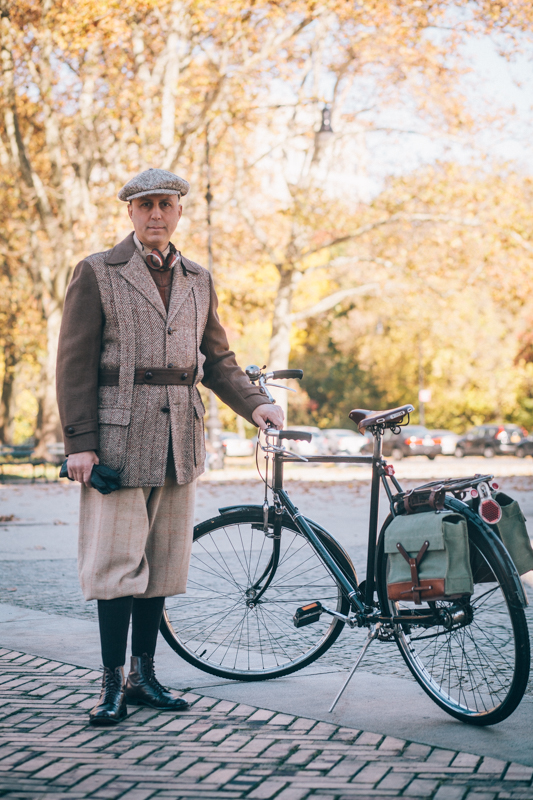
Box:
[99,367,196,386]
[402,486,445,515]
[396,540,431,604]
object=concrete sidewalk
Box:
[0,602,532,771]
[1,645,533,800]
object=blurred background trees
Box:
[1,0,533,445]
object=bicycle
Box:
[161,367,531,725]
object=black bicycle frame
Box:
[271,431,395,620]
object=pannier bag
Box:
[468,491,533,577]
[384,511,473,604]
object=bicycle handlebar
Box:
[270,369,303,381]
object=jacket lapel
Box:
[119,250,167,320]
[166,257,197,327]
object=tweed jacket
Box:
[56,232,268,487]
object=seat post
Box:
[364,428,383,609]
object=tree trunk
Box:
[0,338,17,443]
[268,266,297,420]
[33,299,62,456]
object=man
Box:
[56,168,284,726]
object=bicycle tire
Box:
[376,505,530,725]
[160,507,356,681]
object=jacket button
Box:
[145,371,153,380]
[167,327,173,334]
[161,406,170,413]
[167,363,174,368]
[66,426,75,434]
[181,372,188,380]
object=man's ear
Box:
[177,204,183,222]
[127,202,133,220]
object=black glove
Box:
[59,460,121,495]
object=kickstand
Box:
[328,623,381,713]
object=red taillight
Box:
[522,428,528,437]
[471,488,479,498]
[432,437,441,445]
[479,498,502,525]
[496,426,506,441]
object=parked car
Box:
[455,425,526,458]
[361,425,440,460]
[514,435,533,458]
[321,428,370,455]
[429,429,459,456]
[219,432,255,457]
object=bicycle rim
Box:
[161,509,355,680]
[377,521,530,725]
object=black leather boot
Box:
[89,666,127,726]
[125,654,190,711]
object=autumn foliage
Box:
[1,0,533,444]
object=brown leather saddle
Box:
[349,404,414,434]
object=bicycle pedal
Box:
[293,601,323,628]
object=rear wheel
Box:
[455,447,465,458]
[161,508,355,681]
[391,447,403,460]
[483,446,495,458]
[376,516,530,725]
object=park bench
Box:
[0,443,64,483]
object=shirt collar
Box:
[133,232,171,263]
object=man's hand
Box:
[67,451,99,488]
[252,403,285,431]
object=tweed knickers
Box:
[78,454,196,601]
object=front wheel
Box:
[376,514,530,725]
[161,508,356,681]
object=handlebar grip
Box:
[271,369,303,380]
[279,430,313,442]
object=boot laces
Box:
[102,667,122,698]
[143,657,167,693]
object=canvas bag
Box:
[468,491,533,579]
[384,510,473,604]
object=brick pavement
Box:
[0,649,532,800]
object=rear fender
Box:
[446,497,528,609]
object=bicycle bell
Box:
[245,365,262,382]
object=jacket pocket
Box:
[193,396,206,468]
[97,408,131,473]
[98,408,131,426]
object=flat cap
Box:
[118,168,190,202]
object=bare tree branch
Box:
[290,283,381,322]
[301,213,482,259]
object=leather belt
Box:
[99,367,196,386]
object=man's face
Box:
[128,194,182,250]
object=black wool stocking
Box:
[131,597,166,658]
[97,596,134,670]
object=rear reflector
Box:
[479,498,502,525]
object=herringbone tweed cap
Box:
[118,168,190,202]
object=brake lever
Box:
[264,382,297,393]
